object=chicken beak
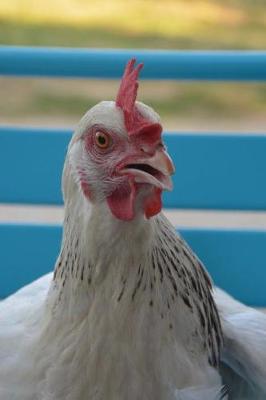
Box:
[148,148,175,176]
[120,148,175,191]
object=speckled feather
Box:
[53,211,223,371]
[0,197,224,399]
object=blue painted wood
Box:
[164,133,266,210]
[181,228,266,308]
[0,126,71,204]
[0,47,266,81]
[0,224,61,298]
[0,224,265,306]
[1,126,266,210]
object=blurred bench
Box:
[0,47,266,305]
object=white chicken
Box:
[0,59,265,400]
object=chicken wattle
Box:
[0,59,265,400]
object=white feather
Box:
[0,204,221,399]
[214,288,266,397]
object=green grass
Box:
[0,0,265,128]
[0,0,265,49]
[2,79,264,121]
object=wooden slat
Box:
[1,126,266,210]
[0,224,265,306]
[0,126,70,204]
[0,47,266,81]
[164,133,266,210]
[0,224,61,298]
[181,228,266,307]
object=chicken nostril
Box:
[139,145,154,156]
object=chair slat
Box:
[164,133,266,210]
[0,224,61,298]
[181,228,266,307]
[0,126,71,204]
[0,47,266,81]
[0,223,265,306]
[1,126,266,210]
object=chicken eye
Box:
[95,131,111,149]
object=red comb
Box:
[116,58,144,133]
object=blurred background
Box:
[0,0,265,227]
[1,0,266,132]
